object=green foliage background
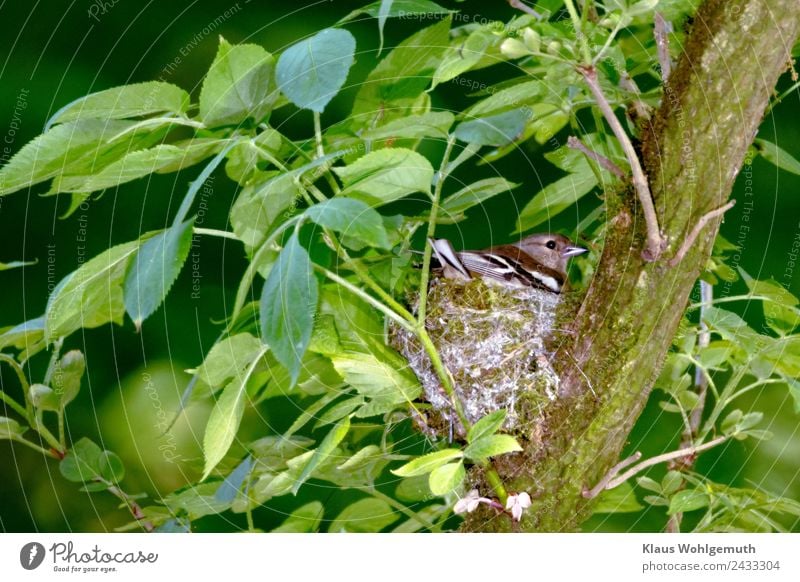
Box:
[0,0,798,532]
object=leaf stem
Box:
[563,0,593,64]
[313,111,325,158]
[12,436,60,458]
[0,354,32,419]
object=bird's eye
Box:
[545,240,557,250]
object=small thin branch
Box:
[507,0,542,18]
[313,111,325,158]
[583,452,641,499]
[567,136,625,178]
[688,281,712,437]
[654,12,672,83]
[580,66,665,261]
[668,200,736,267]
[619,74,651,121]
[603,436,728,492]
[108,485,154,532]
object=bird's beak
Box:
[561,245,589,258]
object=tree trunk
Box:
[465,0,800,532]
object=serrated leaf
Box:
[593,481,644,513]
[442,177,519,216]
[313,395,364,430]
[464,434,522,462]
[259,234,318,385]
[45,240,140,342]
[754,138,800,175]
[467,409,506,443]
[47,82,189,128]
[362,111,454,141]
[200,37,278,126]
[328,497,398,532]
[432,28,497,89]
[515,166,598,232]
[334,148,434,206]
[305,197,392,249]
[124,219,194,329]
[196,333,264,388]
[454,109,529,147]
[391,448,463,477]
[428,461,465,495]
[464,80,545,119]
[202,351,265,479]
[276,28,355,113]
[292,415,351,494]
[271,501,324,533]
[667,489,709,515]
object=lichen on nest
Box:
[390,276,562,441]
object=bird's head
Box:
[512,233,588,274]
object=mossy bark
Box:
[464,0,800,532]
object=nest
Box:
[390,276,562,441]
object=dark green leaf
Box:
[340,0,452,24]
[46,82,189,128]
[334,148,434,206]
[754,138,800,175]
[276,28,355,113]
[199,37,278,126]
[467,410,506,443]
[45,240,140,342]
[260,234,318,385]
[306,197,392,249]
[328,497,398,532]
[668,489,709,515]
[362,111,455,141]
[454,109,529,147]
[271,501,324,533]
[593,481,644,513]
[292,415,351,494]
[464,80,545,119]
[98,450,125,483]
[463,434,522,462]
[124,219,194,329]
[432,28,497,89]
[59,437,104,483]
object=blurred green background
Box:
[0,0,798,532]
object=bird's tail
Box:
[428,238,472,281]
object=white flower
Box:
[454,489,492,514]
[505,492,532,521]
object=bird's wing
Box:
[428,238,472,281]
[457,251,563,292]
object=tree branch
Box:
[668,200,736,267]
[567,136,625,178]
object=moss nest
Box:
[390,276,563,441]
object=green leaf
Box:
[442,177,519,216]
[45,240,140,342]
[667,489,709,515]
[362,111,455,141]
[467,410,507,443]
[593,481,644,513]
[334,148,434,206]
[454,109,529,147]
[739,270,800,334]
[0,317,45,353]
[259,234,319,385]
[391,448,463,477]
[305,197,392,249]
[156,138,228,174]
[330,346,421,416]
[328,497,398,532]
[97,450,126,483]
[53,350,85,407]
[124,219,194,329]
[464,434,522,462]
[199,37,278,126]
[661,471,684,496]
[754,138,800,175]
[351,18,451,123]
[292,415,351,494]
[340,0,452,25]
[271,501,325,533]
[202,351,265,479]
[0,119,147,196]
[0,416,26,440]
[515,166,598,232]
[432,28,497,89]
[59,437,104,483]
[215,456,253,503]
[0,259,36,271]
[196,333,264,388]
[464,80,545,119]
[276,28,356,113]
[47,82,189,128]
[428,461,465,495]
[313,396,364,429]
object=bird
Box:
[428,233,588,294]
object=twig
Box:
[654,12,672,83]
[601,436,728,492]
[668,200,736,267]
[583,452,641,499]
[689,281,712,437]
[567,136,625,178]
[579,66,665,261]
[507,0,542,18]
[619,74,651,121]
